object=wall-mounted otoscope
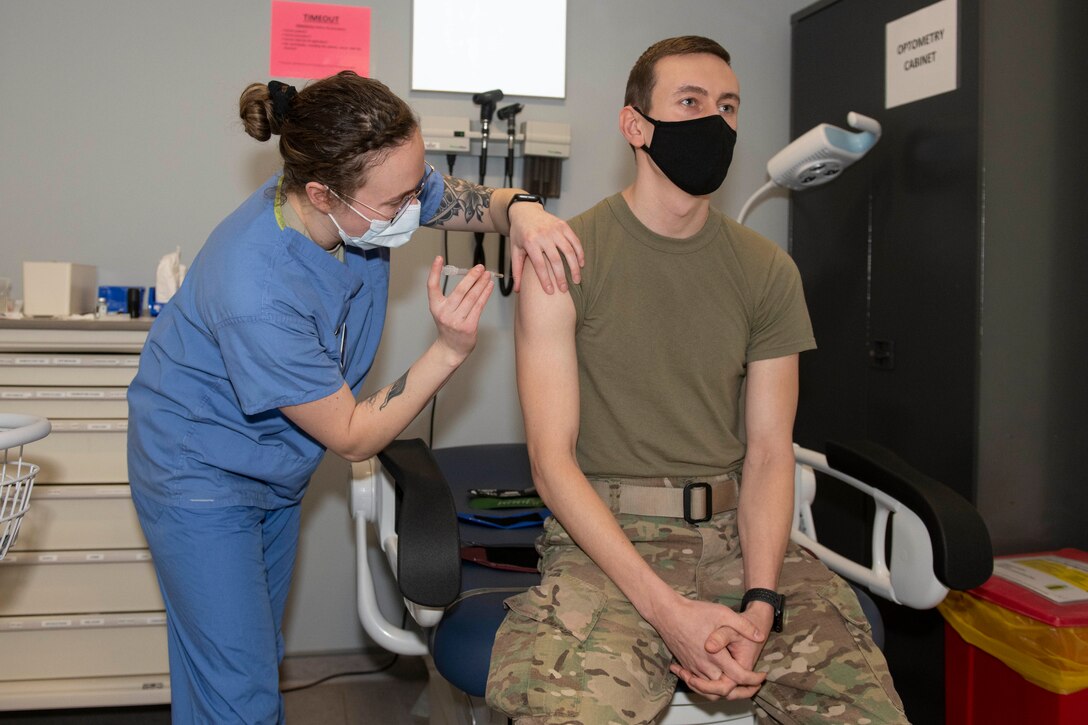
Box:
[471,89,504,266]
[498,103,523,182]
[495,103,524,296]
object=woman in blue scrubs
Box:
[126,71,582,724]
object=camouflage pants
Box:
[485,501,908,724]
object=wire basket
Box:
[0,414,52,560]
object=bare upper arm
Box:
[515,268,580,457]
[744,355,799,454]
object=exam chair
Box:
[351,440,992,724]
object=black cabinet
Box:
[789,0,1087,721]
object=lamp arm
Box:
[736,179,778,226]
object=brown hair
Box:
[239,71,418,197]
[624,36,732,113]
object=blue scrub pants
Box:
[132,491,301,725]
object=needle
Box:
[442,264,504,279]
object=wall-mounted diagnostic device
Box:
[738,111,882,224]
[768,111,882,190]
[422,116,472,154]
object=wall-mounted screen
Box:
[411,0,567,99]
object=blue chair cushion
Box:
[431,589,523,698]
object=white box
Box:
[22,262,97,317]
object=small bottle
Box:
[95,297,108,319]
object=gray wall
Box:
[1,0,812,653]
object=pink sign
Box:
[270,1,371,79]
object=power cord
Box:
[279,607,412,694]
[278,653,399,693]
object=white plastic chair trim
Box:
[791,445,948,609]
[350,458,438,656]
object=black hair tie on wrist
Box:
[267,80,298,124]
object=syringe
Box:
[442,264,504,279]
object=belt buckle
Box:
[683,481,712,524]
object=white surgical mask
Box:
[327,200,421,250]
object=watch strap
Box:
[741,587,785,632]
[506,192,544,219]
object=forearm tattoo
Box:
[379,370,409,411]
[431,175,491,225]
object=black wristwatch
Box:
[741,588,785,633]
[506,193,544,219]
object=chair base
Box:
[658,691,755,724]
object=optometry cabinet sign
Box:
[885,0,958,109]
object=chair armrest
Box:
[350,439,461,655]
[792,441,993,609]
[825,440,993,591]
[377,438,462,608]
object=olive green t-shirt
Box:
[565,194,816,478]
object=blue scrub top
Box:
[128,171,444,509]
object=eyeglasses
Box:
[331,163,434,226]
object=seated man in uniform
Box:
[486,36,909,725]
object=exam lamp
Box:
[737,112,882,225]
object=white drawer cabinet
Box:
[14,485,146,550]
[0,550,163,616]
[0,612,168,682]
[0,387,130,419]
[0,354,139,387]
[0,320,170,709]
[26,420,130,484]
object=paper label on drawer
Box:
[0,391,33,399]
[12,357,50,366]
[50,421,123,432]
[48,420,128,432]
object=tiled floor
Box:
[0,654,429,725]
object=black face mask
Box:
[635,107,737,196]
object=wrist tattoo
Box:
[431,175,490,225]
[379,370,409,411]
